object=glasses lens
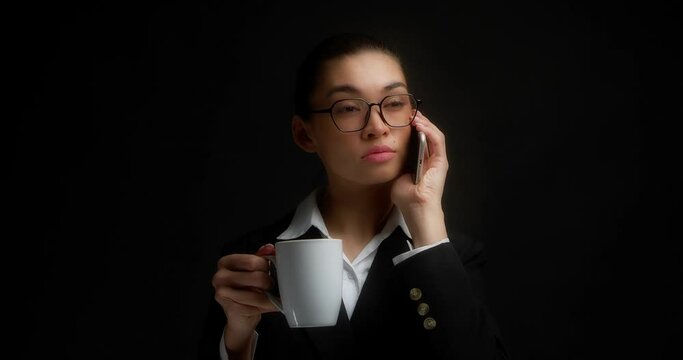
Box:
[381,94,417,127]
[331,99,368,132]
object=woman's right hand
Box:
[212,244,278,354]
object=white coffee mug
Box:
[265,238,343,328]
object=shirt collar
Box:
[276,187,412,240]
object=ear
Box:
[291,116,317,153]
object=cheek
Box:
[396,129,412,151]
[313,131,356,164]
[320,139,355,162]
[394,130,412,163]
[309,123,338,150]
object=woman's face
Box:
[302,50,413,187]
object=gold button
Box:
[417,302,430,316]
[423,317,436,330]
[409,288,422,301]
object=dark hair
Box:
[293,33,403,119]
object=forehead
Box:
[317,51,407,94]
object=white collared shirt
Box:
[277,188,448,316]
[220,188,449,359]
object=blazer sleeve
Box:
[389,234,510,360]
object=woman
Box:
[199,32,509,360]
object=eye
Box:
[332,100,364,115]
[383,98,406,110]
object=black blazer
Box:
[198,211,509,360]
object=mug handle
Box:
[263,255,283,312]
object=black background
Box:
[13,1,680,359]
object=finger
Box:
[215,286,276,312]
[212,267,273,290]
[415,111,439,128]
[413,119,446,160]
[217,253,270,272]
[222,298,263,318]
[415,112,445,140]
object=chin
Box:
[357,169,402,185]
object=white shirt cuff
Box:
[392,238,450,265]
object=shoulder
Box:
[220,210,295,255]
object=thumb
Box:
[255,243,275,257]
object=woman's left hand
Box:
[391,111,449,247]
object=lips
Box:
[362,145,396,162]
[363,145,395,157]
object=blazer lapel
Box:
[302,304,357,360]
[349,228,410,337]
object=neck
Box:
[319,182,394,260]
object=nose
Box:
[362,104,389,138]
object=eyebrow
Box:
[325,81,408,98]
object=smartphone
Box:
[406,130,428,184]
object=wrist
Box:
[225,318,258,357]
[403,206,448,248]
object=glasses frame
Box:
[309,93,422,133]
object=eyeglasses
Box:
[309,93,421,133]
